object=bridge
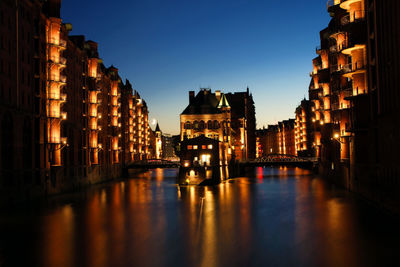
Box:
[126,159,180,169]
[240,154,318,169]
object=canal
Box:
[0,167,399,267]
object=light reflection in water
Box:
[0,167,398,267]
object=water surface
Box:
[0,167,398,267]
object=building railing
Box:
[342,88,353,98]
[48,38,67,48]
[48,137,61,144]
[49,75,67,83]
[47,93,60,100]
[49,56,67,65]
[341,11,366,25]
[330,62,366,74]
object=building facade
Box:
[0,0,152,200]
[180,89,232,165]
[294,99,314,157]
[306,0,400,213]
[180,88,256,162]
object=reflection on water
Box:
[0,167,399,267]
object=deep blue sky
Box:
[61,0,330,135]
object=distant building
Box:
[180,88,256,162]
[278,119,296,156]
[153,123,162,159]
[295,99,314,157]
[256,120,295,158]
[162,133,177,160]
[225,88,256,160]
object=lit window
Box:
[187,145,193,150]
[208,144,213,149]
[193,145,198,150]
[202,145,207,149]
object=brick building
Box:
[0,0,152,199]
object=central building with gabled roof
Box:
[180,88,233,165]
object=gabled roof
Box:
[155,123,161,132]
[181,89,221,115]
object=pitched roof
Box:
[155,123,161,132]
[181,89,221,115]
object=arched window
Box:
[207,120,212,129]
[199,121,205,130]
[193,121,199,130]
[213,120,219,129]
[184,121,191,129]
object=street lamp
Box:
[332,133,344,144]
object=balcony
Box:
[342,62,367,77]
[48,75,67,84]
[341,11,366,26]
[48,38,67,49]
[89,123,98,130]
[342,88,353,98]
[47,93,60,100]
[48,136,61,144]
[340,0,364,11]
[49,56,67,66]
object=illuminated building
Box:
[180,88,256,162]
[309,0,369,176]
[256,120,296,158]
[162,134,177,160]
[154,123,162,159]
[179,136,222,184]
[306,0,400,212]
[255,129,267,158]
[180,89,232,164]
[224,88,256,160]
[278,119,296,156]
[294,99,314,157]
[0,0,152,197]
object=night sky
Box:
[61,0,330,135]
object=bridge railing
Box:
[252,155,317,163]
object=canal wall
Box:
[320,162,400,216]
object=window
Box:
[213,120,219,129]
[187,145,193,150]
[208,145,213,149]
[199,121,205,129]
[207,120,212,129]
[193,145,198,150]
[184,121,191,129]
[202,145,206,149]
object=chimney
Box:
[189,91,195,104]
[215,90,221,101]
